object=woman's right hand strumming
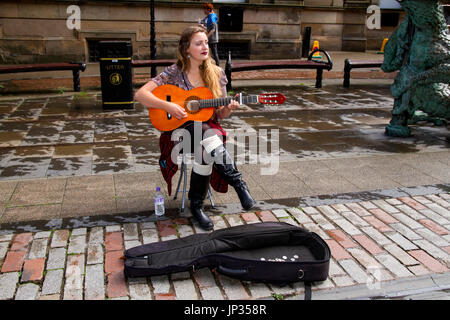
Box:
[165,102,187,120]
[135,80,187,120]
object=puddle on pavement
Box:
[95,118,127,132]
[133,155,160,168]
[25,125,61,137]
[130,140,161,156]
[239,112,345,132]
[12,145,54,158]
[6,109,42,121]
[240,84,395,111]
[0,131,27,147]
[126,126,159,139]
[123,116,151,126]
[47,157,92,177]
[92,161,135,174]
[58,131,94,144]
[0,100,22,107]
[19,100,46,107]
[0,157,51,179]
[340,112,390,125]
[92,143,133,162]
[94,132,128,143]
[41,105,70,116]
[62,120,95,131]
[0,122,35,132]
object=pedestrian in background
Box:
[199,2,220,66]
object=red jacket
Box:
[158,118,229,196]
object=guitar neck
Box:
[199,95,258,109]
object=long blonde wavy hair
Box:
[176,26,222,98]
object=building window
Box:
[219,6,244,32]
[381,12,400,27]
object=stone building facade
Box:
[0,0,405,64]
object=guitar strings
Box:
[199,96,258,108]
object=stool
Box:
[173,158,215,213]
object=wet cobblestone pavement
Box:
[1,193,449,300]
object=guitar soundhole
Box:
[185,96,201,114]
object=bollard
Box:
[311,41,322,60]
[302,27,312,58]
[378,38,389,54]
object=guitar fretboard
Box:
[199,95,258,108]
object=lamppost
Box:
[150,0,156,77]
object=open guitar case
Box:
[124,222,331,299]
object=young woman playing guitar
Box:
[135,25,256,231]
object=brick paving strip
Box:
[0,192,449,300]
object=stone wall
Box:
[0,0,395,63]
[366,11,406,51]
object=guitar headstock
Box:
[257,93,286,105]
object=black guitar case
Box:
[124,222,330,298]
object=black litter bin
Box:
[99,41,134,109]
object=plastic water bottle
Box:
[154,187,165,216]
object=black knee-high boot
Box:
[188,171,214,231]
[212,147,256,211]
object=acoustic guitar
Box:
[148,84,286,132]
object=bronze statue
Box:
[382,0,450,137]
